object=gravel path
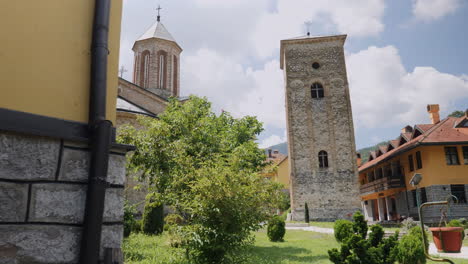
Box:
[286,226,468,259]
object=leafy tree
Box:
[448,110,465,118]
[118,96,283,263]
[278,191,290,212]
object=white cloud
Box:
[259,132,287,149]
[252,0,385,58]
[347,45,468,128]
[181,49,286,129]
[181,49,254,114]
[412,0,461,22]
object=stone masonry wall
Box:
[0,131,127,263]
[118,79,168,115]
[404,185,468,223]
[283,37,361,221]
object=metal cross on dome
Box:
[156,5,162,21]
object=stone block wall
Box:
[0,131,127,263]
[402,185,468,223]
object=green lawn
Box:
[123,229,468,264]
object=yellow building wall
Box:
[359,145,468,193]
[277,158,290,189]
[403,145,468,190]
[0,0,122,124]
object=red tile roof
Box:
[390,139,400,148]
[359,117,468,171]
[416,124,434,133]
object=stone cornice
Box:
[280,34,347,69]
[132,37,183,53]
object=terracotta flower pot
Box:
[429,227,464,253]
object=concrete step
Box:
[285,222,309,227]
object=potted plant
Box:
[429,222,464,253]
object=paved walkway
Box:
[286,226,468,259]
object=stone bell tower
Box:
[280,34,361,221]
[132,9,182,98]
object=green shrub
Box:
[133,219,142,233]
[142,198,164,235]
[278,192,290,212]
[394,227,426,264]
[447,219,465,241]
[165,213,184,226]
[267,215,286,242]
[328,212,398,264]
[333,219,353,243]
[353,211,368,239]
[280,207,291,222]
[124,202,136,237]
[167,225,186,248]
[408,226,429,251]
[368,225,384,247]
[304,203,310,223]
[457,218,468,229]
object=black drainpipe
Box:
[80,0,112,263]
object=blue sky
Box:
[119,0,468,150]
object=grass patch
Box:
[123,230,468,264]
[123,233,188,264]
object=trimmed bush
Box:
[304,203,310,223]
[352,211,368,239]
[333,219,353,243]
[394,227,426,264]
[368,224,384,247]
[267,215,286,242]
[142,199,164,235]
[328,212,399,264]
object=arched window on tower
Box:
[318,150,328,168]
[311,82,324,99]
[172,55,178,96]
[138,50,151,88]
[157,50,168,89]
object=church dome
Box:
[137,21,177,43]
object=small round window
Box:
[312,62,320,69]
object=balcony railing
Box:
[360,176,405,195]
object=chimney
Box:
[401,125,413,134]
[356,153,362,167]
[268,149,272,158]
[427,104,440,124]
